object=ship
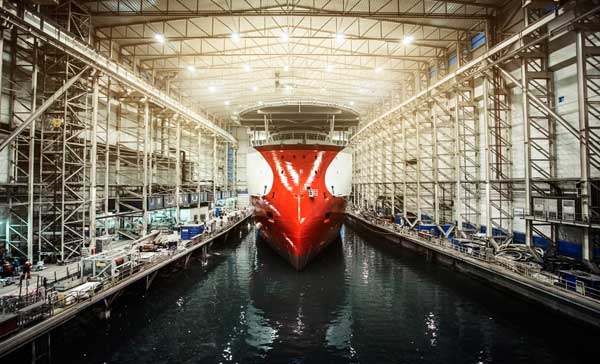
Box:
[247,144,352,270]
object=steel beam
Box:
[0,67,89,152]
[0,4,236,144]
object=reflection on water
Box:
[29,225,600,363]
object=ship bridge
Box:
[239,101,360,146]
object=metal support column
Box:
[175,117,181,221]
[212,135,217,202]
[142,101,150,234]
[576,29,600,272]
[89,75,99,249]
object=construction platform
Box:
[0,211,252,358]
[346,212,600,329]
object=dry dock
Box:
[346,212,600,328]
[0,212,252,358]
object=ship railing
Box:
[356,213,600,304]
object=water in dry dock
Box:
[16,225,600,363]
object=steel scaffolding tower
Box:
[484,72,513,245]
[432,99,456,229]
[518,3,558,259]
[4,7,38,260]
[576,1,600,271]
[453,79,480,236]
[417,104,436,223]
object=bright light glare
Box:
[283,65,290,72]
[186,65,196,72]
[326,65,334,72]
[243,64,251,72]
[251,85,258,92]
[154,33,165,43]
[258,101,264,105]
[224,100,231,106]
[231,32,240,42]
[402,35,415,45]
[335,33,345,43]
[208,86,216,93]
[349,101,355,106]
[280,32,289,42]
[375,66,383,73]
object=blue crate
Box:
[181,224,204,240]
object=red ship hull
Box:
[250,144,348,270]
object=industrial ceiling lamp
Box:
[280,31,289,42]
[402,35,415,45]
[154,33,165,43]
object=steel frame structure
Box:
[0,0,597,269]
[0,0,231,263]
[351,1,600,261]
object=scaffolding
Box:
[351,1,600,261]
[0,0,234,263]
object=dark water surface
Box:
[38,226,600,363]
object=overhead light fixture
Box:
[243,64,251,72]
[335,33,345,43]
[258,101,264,105]
[280,31,289,42]
[320,87,326,92]
[402,35,415,45]
[224,100,231,106]
[375,66,383,73]
[208,86,216,93]
[349,101,355,106]
[231,32,240,42]
[251,85,258,92]
[283,65,290,72]
[154,33,165,43]
[186,65,196,73]
[326,65,334,72]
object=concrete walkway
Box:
[0,261,81,297]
